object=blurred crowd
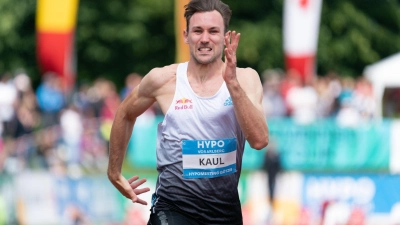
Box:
[0,71,161,176]
[0,69,376,175]
[261,69,375,127]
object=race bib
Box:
[182,138,237,179]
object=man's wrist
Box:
[107,170,122,181]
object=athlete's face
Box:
[184,10,225,65]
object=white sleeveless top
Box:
[152,62,245,224]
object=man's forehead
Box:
[189,10,224,30]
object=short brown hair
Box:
[184,0,232,33]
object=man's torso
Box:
[151,62,245,224]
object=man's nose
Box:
[200,32,210,42]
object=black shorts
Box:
[148,209,200,225]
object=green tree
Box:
[317,0,400,77]
[76,0,175,88]
[0,0,399,89]
[0,0,37,84]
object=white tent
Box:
[363,52,400,119]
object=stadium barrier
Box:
[128,117,398,173]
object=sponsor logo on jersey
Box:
[182,138,237,179]
[175,97,193,110]
[224,97,233,106]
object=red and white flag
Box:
[283,0,323,84]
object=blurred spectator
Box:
[35,126,61,169]
[286,71,318,125]
[120,73,142,100]
[72,82,93,118]
[96,78,121,143]
[314,72,342,118]
[335,77,358,127]
[337,77,355,111]
[280,69,302,115]
[262,142,282,207]
[85,81,104,119]
[13,71,32,95]
[16,90,40,133]
[0,72,41,172]
[36,72,66,128]
[0,73,18,137]
[80,118,108,171]
[335,76,376,127]
[383,87,400,118]
[353,77,375,120]
[60,103,83,166]
[261,69,287,118]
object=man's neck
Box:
[187,59,224,84]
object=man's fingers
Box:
[133,197,148,205]
[224,48,237,65]
[225,31,231,48]
[127,175,139,184]
[229,31,240,52]
[130,178,147,189]
[224,31,240,65]
[123,189,138,201]
[225,31,240,49]
[232,32,240,49]
[134,187,151,195]
[123,186,150,205]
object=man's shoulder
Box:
[236,67,258,75]
[236,67,263,95]
[144,63,179,83]
[150,63,180,76]
[236,67,260,82]
[140,63,180,97]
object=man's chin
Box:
[194,56,217,65]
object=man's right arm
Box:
[107,70,159,204]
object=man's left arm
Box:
[228,68,269,150]
[223,31,269,150]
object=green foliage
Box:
[76,0,175,88]
[0,0,399,90]
[317,0,400,76]
[227,0,285,72]
[0,0,37,85]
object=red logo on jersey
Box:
[175,97,193,110]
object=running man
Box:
[107,0,269,224]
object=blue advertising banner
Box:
[127,117,391,172]
[269,119,391,171]
[53,175,125,223]
[302,173,400,214]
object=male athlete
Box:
[107,0,269,224]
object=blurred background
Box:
[0,0,400,224]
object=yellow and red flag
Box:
[36,0,79,91]
[175,0,190,63]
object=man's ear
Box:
[183,30,188,44]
